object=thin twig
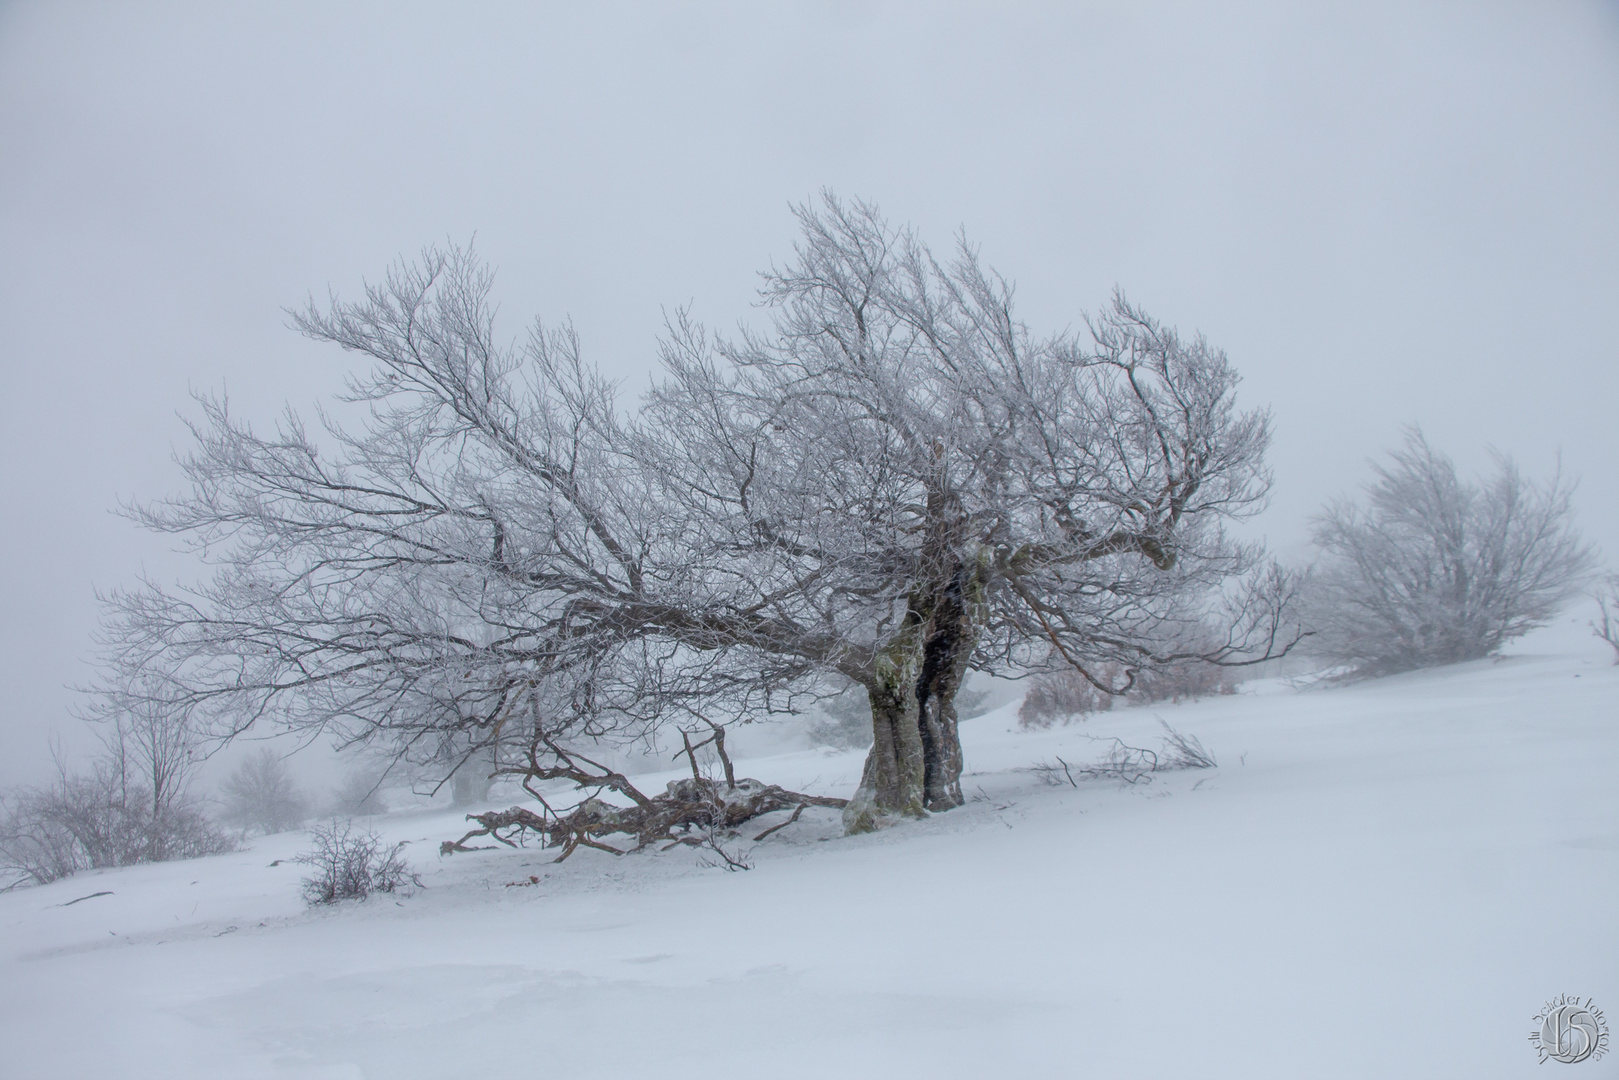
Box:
[753,803,807,841]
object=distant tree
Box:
[219,748,309,834]
[448,745,496,807]
[1303,429,1595,675]
[805,680,878,750]
[330,767,390,817]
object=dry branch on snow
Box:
[442,725,844,860]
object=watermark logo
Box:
[1529,996,1609,1065]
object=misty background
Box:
[1,1,1615,789]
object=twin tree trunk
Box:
[843,563,984,833]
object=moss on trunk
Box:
[846,557,987,831]
[842,623,928,834]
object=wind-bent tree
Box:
[647,196,1293,830]
[1303,428,1595,675]
[97,194,1296,847]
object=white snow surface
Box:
[3,620,1614,1078]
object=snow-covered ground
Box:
[3,619,1614,1079]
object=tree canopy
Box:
[96,194,1298,843]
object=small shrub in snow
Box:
[695,827,753,872]
[1018,661,1237,729]
[1018,670,1114,728]
[0,790,84,889]
[296,819,419,904]
[1157,721,1217,769]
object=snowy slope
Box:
[2,619,1614,1079]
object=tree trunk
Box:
[451,745,496,806]
[845,559,987,831]
[842,622,928,834]
[915,564,983,811]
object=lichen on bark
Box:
[842,620,928,833]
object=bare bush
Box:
[1593,576,1619,664]
[1018,660,1237,729]
[694,827,754,872]
[1018,671,1116,728]
[0,789,83,889]
[1157,721,1217,769]
[297,819,419,904]
[1303,429,1595,676]
[219,749,309,835]
[1,705,234,889]
[0,752,233,889]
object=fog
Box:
[2,1,1615,787]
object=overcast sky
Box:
[1,1,1615,786]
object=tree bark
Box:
[845,557,986,831]
[915,563,983,811]
[842,622,928,833]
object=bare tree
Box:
[219,748,310,834]
[95,194,1297,846]
[330,766,390,817]
[1303,429,1595,675]
[648,195,1297,829]
[100,701,217,861]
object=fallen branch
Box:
[441,777,845,860]
[698,833,753,872]
[441,720,843,861]
[752,803,807,841]
[1031,720,1216,788]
